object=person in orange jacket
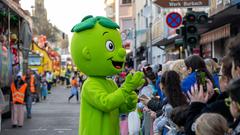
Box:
[11,76,27,128]
[68,76,79,103]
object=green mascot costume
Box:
[71,15,145,135]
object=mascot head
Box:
[71,15,126,77]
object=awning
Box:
[200,24,230,45]
[153,35,181,47]
[1,0,32,26]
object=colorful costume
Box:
[71,16,145,135]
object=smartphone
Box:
[139,94,151,100]
[196,70,207,92]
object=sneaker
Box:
[12,125,17,128]
[27,116,32,119]
[18,125,23,128]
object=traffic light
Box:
[197,12,208,24]
[176,26,187,48]
[175,10,208,50]
[185,12,199,48]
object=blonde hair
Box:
[170,59,187,80]
[162,61,174,73]
[195,113,229,135]
[204,58,219,74]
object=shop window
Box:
[122,0,132,4]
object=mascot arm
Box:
[119,91,138,113]
[83,81,127,112]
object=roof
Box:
[1,0,32,27]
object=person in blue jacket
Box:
[155,64,165,101]
[181,55,216,94]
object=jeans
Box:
[26,96,32,117]
[66,78,70,86]
[47,82,52,91]
[68,91,79,101]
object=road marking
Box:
[30,128,47,132]
[54,128,72,131]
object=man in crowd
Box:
[22,69,36,119]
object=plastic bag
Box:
[128,111,141,135]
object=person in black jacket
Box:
[184,55,236,135]
[185,37,240,135]
[140,71,188,117]
[225,78,240,134]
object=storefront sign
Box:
[154,0,209,8]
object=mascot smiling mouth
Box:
[112,60,124,69]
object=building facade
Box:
[105,0,116,22]
[199,0,240,61]
[134,0,166,66]
[32,0,69,55]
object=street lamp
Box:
[148,0,153,65]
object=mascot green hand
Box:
[71,15,145,135]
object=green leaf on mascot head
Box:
[81,15,94,22]
[96,16,120,29]
[71,17,97,32]
[71,15,126,77]
[71,15,119,33]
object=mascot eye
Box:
[106,40,115,52]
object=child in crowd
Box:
[41,75,48,100]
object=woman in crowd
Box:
[205,58,220,90]
[195,113,230,135]
[138,66,157,135]
[184,54,236,135]
[152,70,188,135]
[181,55,216,94]
[140,70,188,135]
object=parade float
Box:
[28,35,61,75]
[0,0,32,125]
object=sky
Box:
[20,0,106,42]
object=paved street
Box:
[1,85,80,135]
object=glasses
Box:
[225,97,232,107]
